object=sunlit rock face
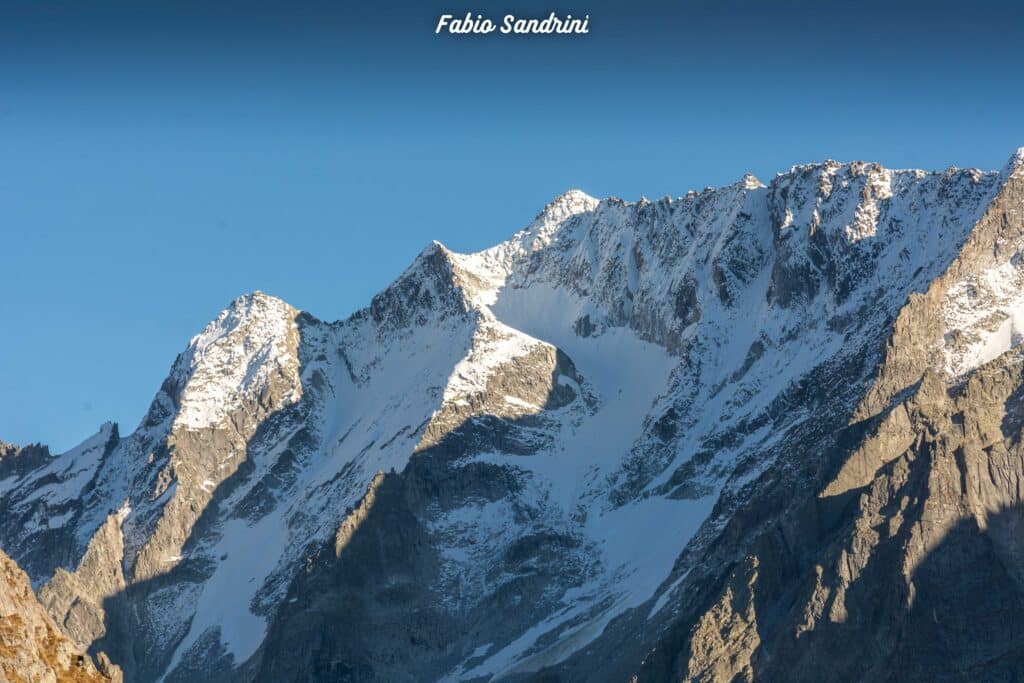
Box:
[3,150,1024,682]
[0,548,120,682]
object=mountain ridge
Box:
[3,149,1024,681]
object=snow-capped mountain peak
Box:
[169,291,302,431]
[521,188,600,249]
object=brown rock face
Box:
[0,550,120,683]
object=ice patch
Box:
[503,395,539,410]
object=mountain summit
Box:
[4,150,1024,681]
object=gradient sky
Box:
[4,0,1024,451]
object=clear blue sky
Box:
[4,0,1024,451]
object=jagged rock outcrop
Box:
[0,441,50,481]
[2,150,1024,681]
[0,549,120,683]
[40,511,128,652]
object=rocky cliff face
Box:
[0,549,120,683]
[2,150,1024,681]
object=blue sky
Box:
[4,0,1024,450]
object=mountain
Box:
[3,150,1024,681]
